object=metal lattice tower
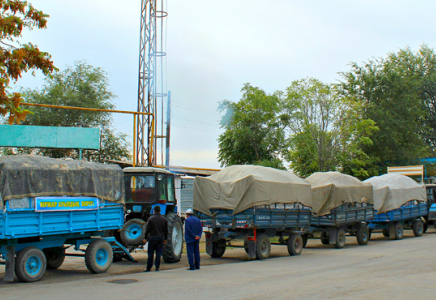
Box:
[136,0,169,167]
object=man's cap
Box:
[185,209,194,214]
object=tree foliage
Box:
[283,78,378,178]
[8,61,131,162]
[218,83,286,169]
[340,45,433,164]
[0,0,56,124]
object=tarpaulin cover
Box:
[0,155,124,208]
[193,165,312,216]
[363,173,427,214]
[306,172,373,216]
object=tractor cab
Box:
[123,167,176,221]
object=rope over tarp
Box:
[0,155,124,208]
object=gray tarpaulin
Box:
[363,174,426,214]
[0,155,124,208]
[306,172,373,216]
[193,165,312,216]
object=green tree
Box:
[0,0,56,124]
[218,83,286,169]
[283,78,378,178]
[340,45,433,165]
[9,61,131,162]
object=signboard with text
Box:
[35,197,99,212]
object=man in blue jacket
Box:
[184,209,202,270]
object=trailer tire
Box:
[15,247,47,282]
[287,233,303,256]
[120,219,146,246]
[382,228,390,237]
[356,225,369,245]
[211,240,226,258]
[112,253,123,262]
[320,232,329,245]
[394,222,403,240]
[334,228,346,249]
[302,234,309,248]
[368,229,372,240]
[256,234,271,259]
[244,240,249,254]
[163,213,183,263]
[85,239,113,274]
[44,247,65,269]
[423,223,428,233]
[413,220,424,237]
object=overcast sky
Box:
[15,0,436,169]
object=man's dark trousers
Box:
[147,236,164,270]
[186,240,200,270]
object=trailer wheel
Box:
[413,220,424,237]
[256,234,271,259]
[85,239,113,274]
[287,233,303,256]
[15,246,47,282]
[244,239,249,254]
[211,240,226,258]
[163,213,184,263]
[382,228,390,237]
[320,232,329,245]
[44,247,65,269]
[368,229,372,240]
[334,228,346,249]
[393,222,403,240]
[423,223,428,233]
[120,219,146,246]
[112,253,123,262]
[356,225,369,245]
[302,234,309,248]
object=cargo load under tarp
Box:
[364,174,426,214]
[193,165,312,216]
[0,155,124,208]
[307,172,373,216]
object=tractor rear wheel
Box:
[163,213,183,263]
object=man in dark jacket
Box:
[143,206,168,272]
[184,209,202,270]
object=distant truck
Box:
[364,174,428,239]
[0,155,134,283]
[194,165,314,259]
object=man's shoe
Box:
[155,268,159,272]
[195,267,200,270]
[143,269,151,272]
[186,268,195,271]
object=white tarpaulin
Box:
[193,165,312,216]
[363,173,427,214]
[306,172,373,216]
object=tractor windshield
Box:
[124,175,156,203]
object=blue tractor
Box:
[117,167,183,263]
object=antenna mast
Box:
[136,0,170,167]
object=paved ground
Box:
[2,229,436,299]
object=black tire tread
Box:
[44,247,66,269]
[163,213,183,263]
[287,233,303,256]
[255,233,271,260]
[120,219,146,246]
[15,246,47,282]
[356,225,369,245]
[85,239,113,274]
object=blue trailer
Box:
[0,155,134,283]
[0,196,135,282]
[306,203,374,248]
[368,201,428,240]
[197,203,312,260]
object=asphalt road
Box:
[2,229,436,299]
